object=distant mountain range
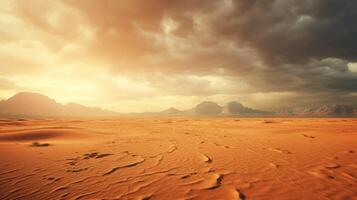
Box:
[0,92,356,118]
[184,101,273,116]
[0,92,116,118]
[277,104,357,117]
[156,101,272,116]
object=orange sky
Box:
[0,0,356,112]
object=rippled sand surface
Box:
[0,118,356,200]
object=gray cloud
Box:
[211,0,357,65]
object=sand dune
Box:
[0,118,356,199]
[0,129,104,144]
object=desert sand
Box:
[0,118,356,200]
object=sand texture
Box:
[0,118,357,200]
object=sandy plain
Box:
[0,118,356,200]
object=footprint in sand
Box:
[66,168,88,173]
[213,142,237,149]
[302,134,315,139]
[83,152,113,159]
[47,177,60,181]
[234,189,246,200]
[264,120,277,124]
[269,163,280,169]
[309,169,335,179]
[30,142,51,147]
[199,153,212,163]
[64,151,112,173]
[309,163,341,179]
[188,173,224,190]
[207,174,224,190]
[181,173,224,190]
[325,163,340,169]
[66,157,80,166]
[266,147,292,154]
[180,172,198,179]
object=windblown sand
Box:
[0,118,356,200]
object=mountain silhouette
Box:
[278,104,357,116]
[222,101,273,116]
[192,101,222,115]
[0,92,116,117]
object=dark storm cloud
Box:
[20,0,357,67]
[247,58,357,93]
[61,1,357,74]
[204,0,357,97]
[212,0,357,65]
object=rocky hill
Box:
[0,92,116,117]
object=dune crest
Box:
[0,128,106,144]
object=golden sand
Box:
[0,118,356,199]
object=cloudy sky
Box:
[0,0,356,112]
